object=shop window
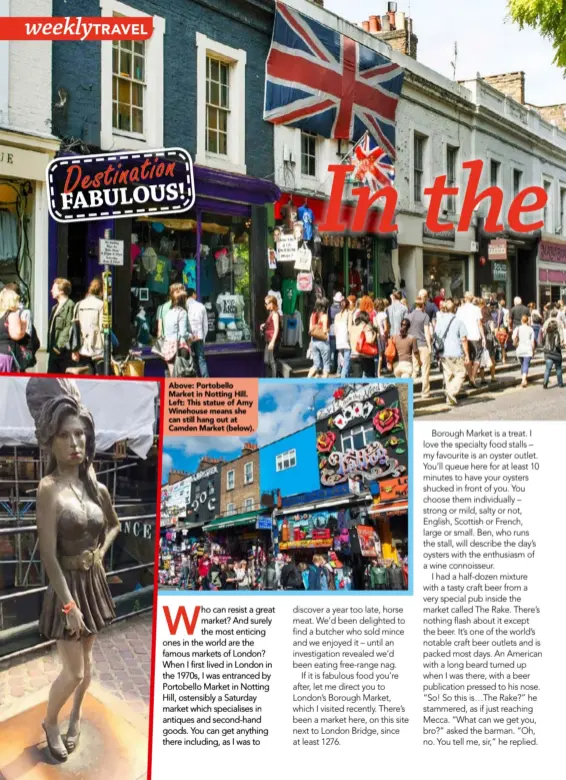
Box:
[413,133,426,204]
[206,55,230,156]
[227,470,235,490]
[227,502,236,515]
[244,497,254,511]
[196,33,246,175]
[446,146,458,213]
[100,0,164,149]
[112,17,145,135]
[276,449,296,472]
[131,210,251,347]
[342,424,376,453]
[244,461,253,484]
[513,169,523,198]
[490,160,500,187]
[301,132,317,177]
[423,254,466,302]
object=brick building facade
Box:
[219,443,260,518]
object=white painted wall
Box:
[0,0,9,126]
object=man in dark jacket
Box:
[280,556,303,590]
[47,277,75,374]
[509,296,530,331]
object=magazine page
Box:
[0,0,564,778]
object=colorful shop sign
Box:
[279,539,333,550]
[187,466,220,525]
[315,385,407,488]
[377,476,408,503]
[279,510,335,545]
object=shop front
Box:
[396,215,474,304]
[49,164,280,377]
[203,509,272,589]
[272,193,395,360]
[537,236,566,309]
[0,129,60,355]
[476,223,539,305]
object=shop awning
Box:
[204,511,260,532]
[369,501,408,516]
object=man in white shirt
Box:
[456,291,485,386]
[186,288,209,377]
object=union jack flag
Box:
[264,1,404,159]
[351,132,396,192]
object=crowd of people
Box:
[0,276,212,377]
[270,286,566,403]
[176,552,408,591]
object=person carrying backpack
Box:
[542,319,564,389]
[280,556,303,590]
[434,300,470,406]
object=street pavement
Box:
[0,612,152,720]
[422,379,566,421]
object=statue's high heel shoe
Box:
[65,725,81,754]
[42,722,68,762]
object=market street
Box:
[423,380,565,421]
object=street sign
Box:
[99,238,124,266]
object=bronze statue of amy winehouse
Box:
[26,378,120,762]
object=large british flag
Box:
[264,1,404,159]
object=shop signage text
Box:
[99,238,124,267]
[317,383,390,420]
[378,476,408,503]
[256,517,273,530]
[276,233,299,262]
[357,525,380,558]
[46,147,195,223]
[488,239,507,260]
[320,442,401,487]
[492,262,507,282]
[422,223,455,244]
[539,240,566,265]
[0,149,14,165]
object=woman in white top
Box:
[513,314,535,388]
[71,277,104,374]
[333,298,352,378]
[374,299,389,377]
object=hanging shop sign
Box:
[46,147,195,223]
[294,244,312,271]
[377,476,408,503]
[99,238,124,267]
[279,538,333,550]
[256,517,273,531]
[316,385,408,488]
[278,510,335,545]
[277,233,299,262]
[488,238,507,260]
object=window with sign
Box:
[341,424,376,453]
[276,449,296,472]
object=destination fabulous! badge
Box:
[46,147,195,223]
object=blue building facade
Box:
[259,424,320,500]
[49,0,279,375]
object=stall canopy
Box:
[0,378,158,458]
[204,510,260,532]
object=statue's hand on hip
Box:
[66,605,87,637]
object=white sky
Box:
[323,0,565,106]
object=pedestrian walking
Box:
[479,299,496,384]
[509,296,530,331]
[386,291,408,336]
[529,302,543,347]
[261,295,281,378]
[456,291,485,387]
[512,315,536,388]
[333,296,353,378]
[435,300,470,406]
[374,299,389,377]
[407,297,432,397]
[392,318,420,378]
[186,288,210,377]
[542,319,564,389]
[0,287,27,372]
[329,292,343,373]
[349,310,377,377]
[307,298,331,378]
[70,278,104,375]
[47,278,75,374]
